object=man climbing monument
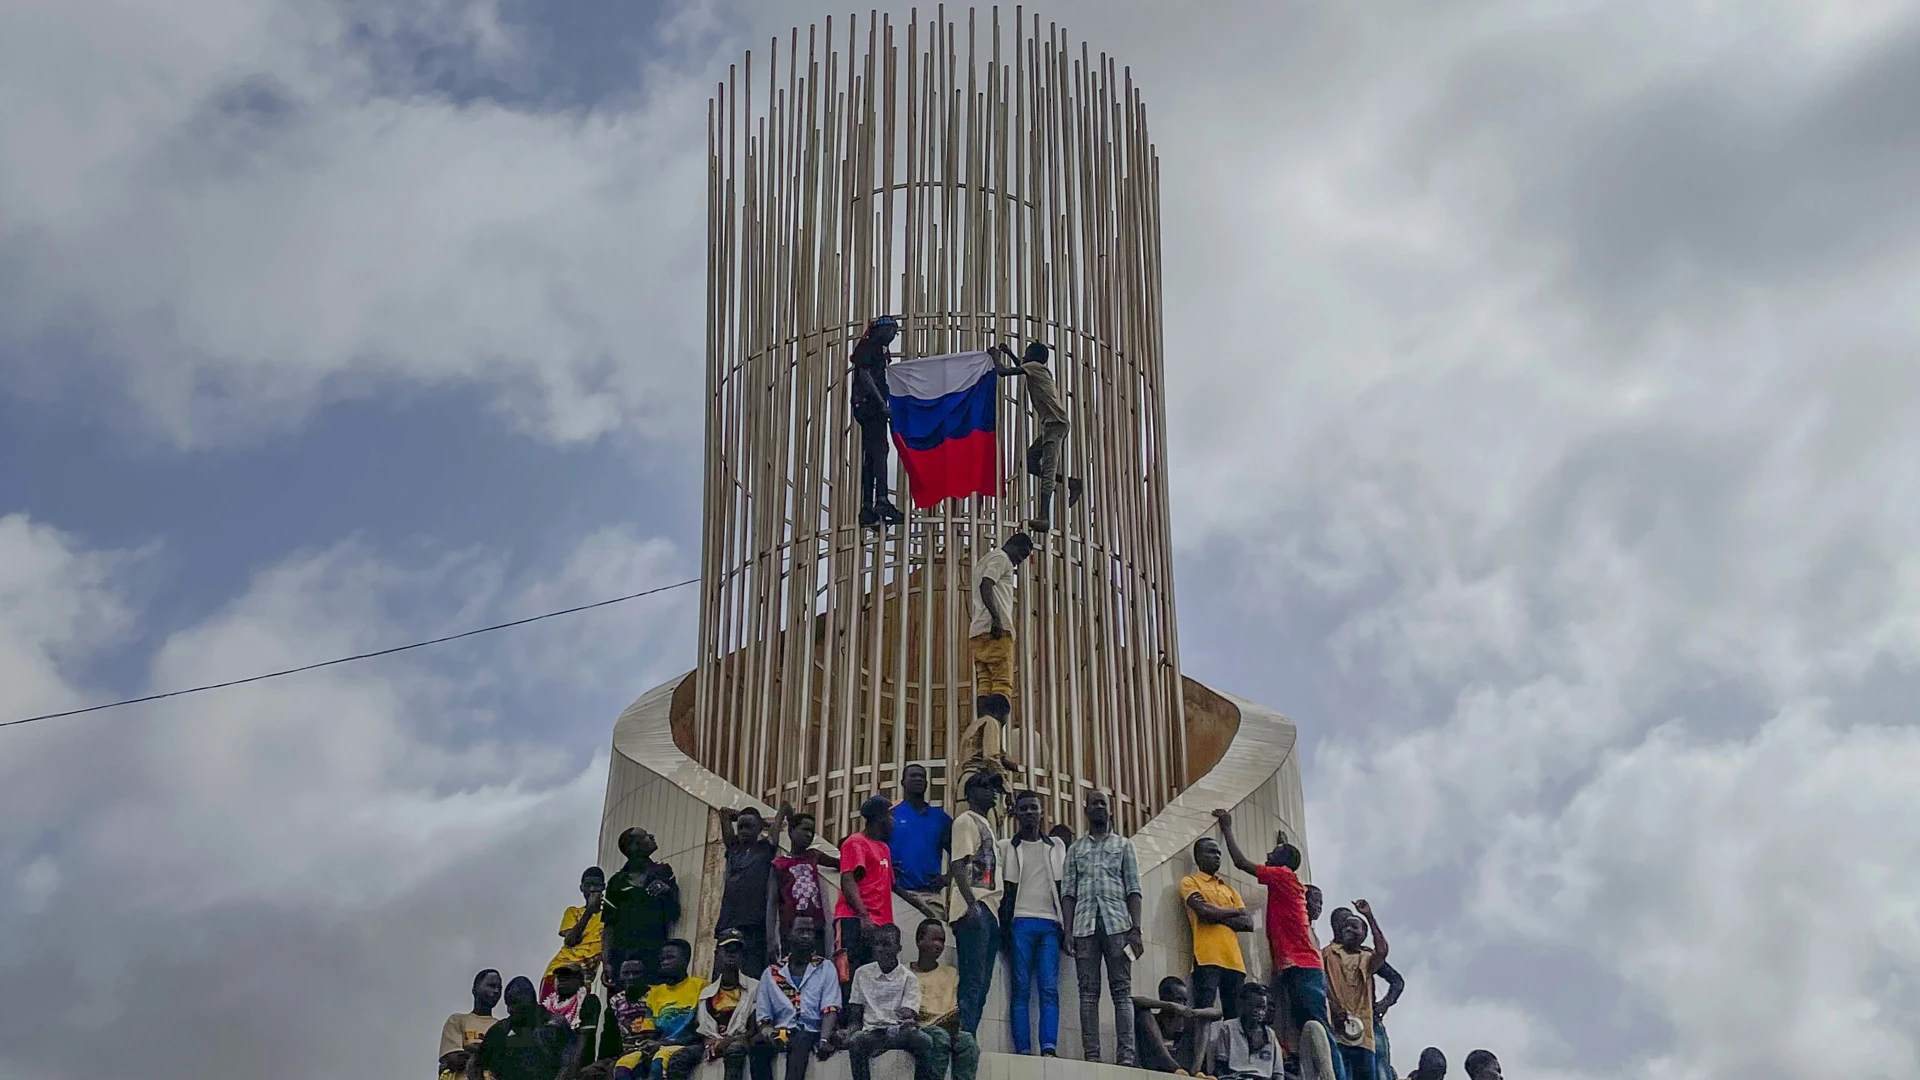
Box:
[990,342,1082,533]
[966,531,1035,774]
[852,316,905,529]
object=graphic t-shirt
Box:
[948,810,1002,917]
[891,800,951,891]
[641,975,709,1045]
[1253,864,1323,971]
[439,1011,498,1058]
[835,832,895,923]
[774,851,827,937]
[608,990,651,1054]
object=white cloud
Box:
[0,516,689,1078]
[0,0,722,449]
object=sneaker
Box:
[859,506,881,529]
[1067,477,1085,506]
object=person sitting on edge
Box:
[892,763,953,920]
[747,916,842,1080]
[965,531,1035,774]
[1212,811,1331,1053]
[1203,983,1282,1080]
[850,314,904,529]
[468,975,581,1080]
[1461,1050,1501,1080]
[1132,975,1220,1076]
[542,964,601,1037]
[844,923,935,1080]
[996,788,1067,1057]
[600,960,652,1074]
[544,869,607,998]
[1181,834,1254,1019]
[945,770,1003,1041]
[987,341,1084,533]
[699,929,761,1080]
[772,807,833,959]
[602,828,681,992]
[439,969,502,1080]
[909,918,978,1080]
[1322,902,1389,1080]
[717,805,784,978]
[1405,1047,1447,1080]
[1062,789,1143,1066]
[615,939,705,1080]
[836,795,897,973]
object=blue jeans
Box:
[1277,967,1333,1038]
[1337,1044,1375,1080]
[1372,1022,1392,1080]
[1008,917,1062,1054]
[953,902,1000,1035]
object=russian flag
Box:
[887,350,1000,509]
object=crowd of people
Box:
[435,324,1505,1079]
[437,779,1504,1080]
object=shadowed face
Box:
[736,809,764,844]
[1194,838,1223,875]
[1306,885,1323,922]
[553,968,582,997]
[790,814,816,850]
[716,940,742,978]
[503,978,538,1022]
[788,918,819,959]
[1014,794,1044,834]
[872,925,903,968]
[620,960,646,994]
[657,943,690,983]
[474,971,503,1013]
[1238,985,1271,1025]
[903,764,928,800]
[1084,791,1110,831]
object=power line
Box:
[2,577,701,730]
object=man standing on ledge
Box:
[990,342,1082,533]
[966,531,1034,774]
[851,315,904,529]
[1061,789,1143,1066]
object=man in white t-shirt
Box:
[966,532,1035,773]
[995,789,1067,1056]
[844,923,935,1080]
[946,769,1006,1041]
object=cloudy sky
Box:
[4,1,1918,1077]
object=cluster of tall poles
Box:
[694,7,1185,837]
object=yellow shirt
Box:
[544,905,604,978]
[1179,872,1247,973]
[914,964,960,1022]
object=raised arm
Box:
[1211,809,1261,877]
[988,343,1027,374]
[1354,898,1387,967]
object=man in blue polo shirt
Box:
[891,763,953,919]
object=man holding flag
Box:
[990,341,1082,533]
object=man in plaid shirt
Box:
[1061,790,1143,1066]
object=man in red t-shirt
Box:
[836,795,898,974]
[1212,810,1335,1054]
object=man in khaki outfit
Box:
[965,531,1034,773]
[991,342,1083,533]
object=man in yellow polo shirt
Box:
[1179,836,1255,1019]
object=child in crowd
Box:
[909,918,977,1080]
[1204,983,1282,1080]
[748,916,842,1080]
[1133,975,1220,1075]
[699,929,761,1078]
[437,969,501,1080]
[844,923,934,1080]
[773,807,833,952]
[545,867,606,998]
[616,940,706,1080]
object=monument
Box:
[599,9,1310,1066]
